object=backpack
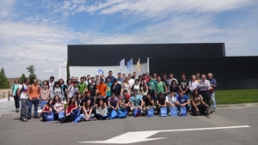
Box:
[117,109,127,119]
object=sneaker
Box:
[22,118,27,122]
[27,117,31,120]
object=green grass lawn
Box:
[216,89,258,104]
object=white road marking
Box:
[78,125,250,144]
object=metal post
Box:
[3,92,5,98]
[8,91,10,101]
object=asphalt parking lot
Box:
[0,107,257,145]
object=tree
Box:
[19,73,26,83]
[66,60,70,82]
[29,74,37,84]
[26,65,36,84]
[26,65,35,74]
[0,67,9,89]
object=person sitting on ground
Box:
[66,96,78,116]
[166,92,177,115]
[156,93,166,114]
[143,92,155,113]
[108,93,119,113]
[176,90,190,114]
[41,99,54,121]
[191,89,210,116]
[130,90,143,112]
[53,95,64,119]
[96,99,108,120]
[118,90,131,111]
[82,99,96,121]
[76,93,84,113]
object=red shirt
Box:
[67,104,76,114]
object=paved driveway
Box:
[0,107,257,145]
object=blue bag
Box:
[41,101,47,109]
[133,108,141,117]
[46,112,54,121]
[180,107,187,116]
[117,109,126,118]
[74,115,83,123]
[160,107,167,117]
[58,111,65,119]
[147,108,154,117]
[109,110,117,119]
[170,107,178,117]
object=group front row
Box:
[41,89,211,123]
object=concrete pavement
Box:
[0,107,257,145]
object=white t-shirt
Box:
[68,86,78,98]
[19,84,29,99]
[128,79,135,87]
[166,95,177,104]
[189,80,199,92]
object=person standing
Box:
[106,71,115,84]
[197,74,211,107]
[112,79,122,97]
[28,79,41,119]
[179,73,189,96]
[67,81,79,99]
[122,77,131,95]
[128,74,135,87]
[49,76,55,98]
[88,77,97,103]
[11,79,20,113]
[117,73,123,84]
[52,81,64,100]
[17,78,30,122]
[208,73,217,111]
[78,77,88,97]
[132,72,137,80]
[196,73,201,82]
[105,78,113,103]
[167,73,178,92]
[189,75,199,95]
[156,76,168,96]
[96,78,107,102]
[147,75,157,101]
[40,80,50,108]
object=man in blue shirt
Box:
[105,70,115,84]
[208,73,217,111]
[176,90,190,113]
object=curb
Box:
[216,103,258,109]
[1,103,258,118]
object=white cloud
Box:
[0,0,15,18]
[44,69,55,73]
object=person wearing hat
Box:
[68,81,79,99]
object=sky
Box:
[0,0,258,80]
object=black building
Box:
[67,43,258,90]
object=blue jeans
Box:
[96,113,108,120]
[28,98,39,118]
[210,91,216,109]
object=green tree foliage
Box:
[26,65,37,84]
[66,60,70,82]
[0,67,9,89]
[26,65,35,74]
[19,73,26,83]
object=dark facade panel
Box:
[68,43,225,66]
[149,57,258,90]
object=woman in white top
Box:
[140,80,148,99]
[131,79,140,95]
[122,77,131,95]
[52,82,64,100]
[82,99,96,121]
[54,95,64,114]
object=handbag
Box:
[109,110,117,119]
[46,112,54,121]
[147,108,154,117]
[133,108,141,117]
[170,107,178,117]
[160,107,167,117]
[180,107,187,116]
[58,111,65,119]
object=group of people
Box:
[10,70,217,122]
